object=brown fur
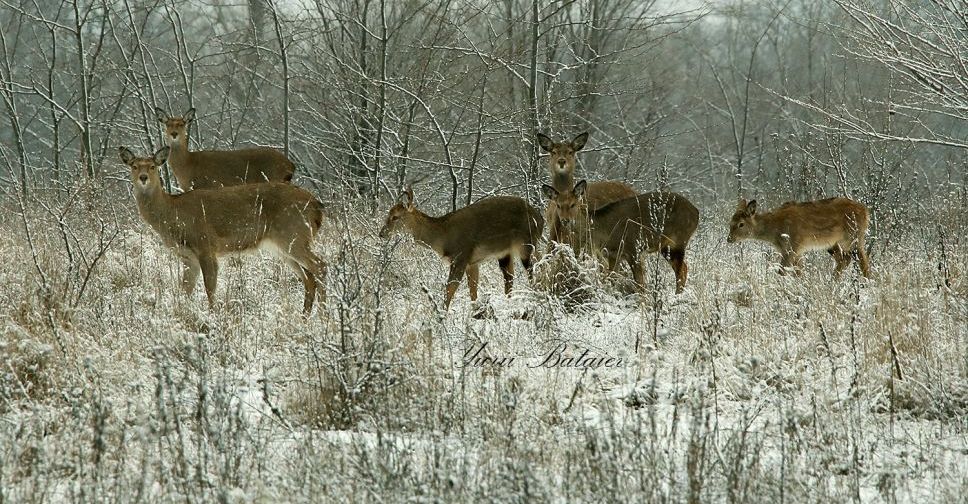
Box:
[379,189,544,310]
[728,197,871,277]
[155,107,295,190]
[546,182,699,293]
[536,132,636,252]
[120,146,326,314]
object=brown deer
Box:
[542,180,700,293]
[536,132,636,250]
[728,198,871,277]
[120,146,326,314]
[155,107,295,190]
[379,188,544,310]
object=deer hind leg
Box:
[665,248,688,294]
[626,255,645,291]
[286,259,318,315]
[181,254,201,295]
[829,243,851,277]
[198,254,219,309]
[282,239,328,304]
[498,255,514,296]
[520,245,536,281]
[855,237,871,278]
[466,264,481,302]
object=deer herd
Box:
[120,108,872,316]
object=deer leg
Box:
[286,259,317,315]
[466,264,480,302]
[855,237,871,278]
[181,255,201,295]
[445,257,470,310]
[626,255,645,291]
[198,254,219,309]
[521,246,536,281]
[666,248,688,293]
[286,242,327,304]
[498,255,514,296]
[779,251,801,276]
[829,244,851,277]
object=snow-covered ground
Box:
[1,197,966,502]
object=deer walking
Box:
[379,188,544,310]
[155,107,295,190]
[727,198,871,277]
[537,132,636,251]
[120,146,326,314]
[543,181,700,293]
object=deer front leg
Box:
[181,254,201,295]
[779,250,802,276]
[444,256,470,310]
[198,254,219,309]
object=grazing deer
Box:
[379,188,544,310]
[155,107,295,190]
[536,132,636,249]
[542,180,700,293]
[120,146,326,314]
[727,198,871,277]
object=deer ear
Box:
[573,180,588,198]
[154,107,168,123]
[541,184,558,200]
[536,133,554,153]
[184,108,196,123]
[736,198,748,211]
[404,186,415,209]
[746,200,757,216]
[119,146,135,165]
[153,146,170,166]
[571,132,589,151]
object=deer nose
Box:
[139,174,148,184]
[557,159,566,168]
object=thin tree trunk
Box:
[373,0,388,205]
[73,0,94,178]
[528,0,539,187]
[269,1,290,159]
[467,73,487,206]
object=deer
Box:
[379,188,544,311]
[727,198,871,278]
[119,146,326,314]
[154,107,295,190]
[542,180,700,293]
[536,132,636,252]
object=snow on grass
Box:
[0,196,966,501]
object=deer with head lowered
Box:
[120,146,326,314]
[155,107,295,190]
[542,180,700,293]
[728,198,871,277]
[537,132,636,251]
[379,188,544,311]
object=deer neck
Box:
[550,169,575,193]
[404,211,447,255]
[168,135,190,167]
[751,214,782,244]
[135,183,176,232]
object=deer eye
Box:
[738,222,745,228]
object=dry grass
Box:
[0,193,966,501]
